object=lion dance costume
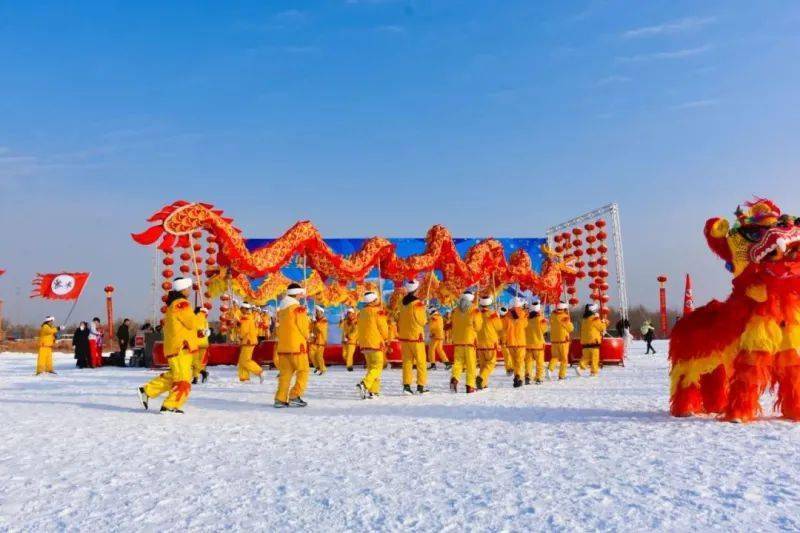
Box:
[670,199,800,422]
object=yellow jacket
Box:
[504,307,528,348]
[238,313,258,347]
[550,311,574,343]
[312,317,329,346]
[397,298,427,342]
[580,315,607,345]
[39,323,58,348]
[276,300,311,355]
[452,306,483,345]
[429,314,444,340]
[164,297,198,356]
[357,304,389,351]
[257,313,271,338]
[196,312,210,349]
[388,319,398,341]
[526,314,548,350]
[477,309,503,350]
[341,315,359,345]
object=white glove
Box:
[204,329,211,337]
[59,325,66,331]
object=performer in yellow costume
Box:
[450,290,483,393]
[139,278,198,413]
[192,307,210,384]
[274,283,311,408]
[578,303,607,377]
[476,296,503,390]
[525,301,548,384]
[426,307,449,370]
[36,316,59,375]
[341,308,359,372]
[237,304,264,382]
[505,297,529,388]
[499,307,513,375]
[356,291,390,399]
[311,305,329,375]
[397,279,429,395]
[547,301,574,380]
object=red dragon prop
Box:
[132,201,576,302]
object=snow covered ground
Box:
[1,340,800,532]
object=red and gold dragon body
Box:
[132,201,576,304]
[670,199,800,422]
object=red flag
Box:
[683,273,694,316]
[31,272,90,301]
[0,269,5,277]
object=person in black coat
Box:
[117,319,131,356]
[73,322,91,368]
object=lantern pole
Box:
[657,276,668,337]
[105,285,115,351]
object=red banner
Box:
[31,272,90,301]
[683,273,694,316]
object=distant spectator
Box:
[640,321,656,355]
[615,318,630,338]
[89,317,103,367]
[73,321,91,368]
[117,319,131,356]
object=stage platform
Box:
[152,338,625,367]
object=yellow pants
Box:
[579,347,601,375]
[509,347,526,380]
[503,346,513,372]
[362,350,385,394]
[401,342,427,386]
[451,346,478,389]
[275,353,310,402]
[192,347,208,380]
[144,349,194,409]
[528,349,545,381]
[36,346,54,374]
[311,344,327,373]
[343,343,357,368]
[238,345,263,381]
[548,342,570,379]
[477,349,496,387]
[427,339,448,364]
[272,343,279,368]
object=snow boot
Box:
[289,397,308,408]
[357,381,367,400]
[347,366,354,372]
[417,385,429,395]
[513,377,523,388]
[444,362,452,370]
[403,385,415,395]
[138,387,149,410]
[428,363,437,370]
[192,377,198,385]
[450,377,458,393]
[273,400,290,408]
[466,385,476,394]
[201,370,209,383]
[525,376,531,386]
[476,376,484,390]
[535,378,543,385]
[574,366,583,377]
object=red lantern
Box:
[179,265,191,274]
[600,294,611,303]
[598,245,608,254]
[160,305,168,314]
[162,269,174,278]
[221,294,231,301]
[569,297,579,306]
[586,247,596,255]
[572,239,582,247]
[192,231,202,239]
[161,281,172,291]
[163,247,174,255]
[589,282,597,290]
[573,249,584,257]
[588,270,598,278]
[554,235,563,243]
[203,302,213,310]
[597,231,608,241]
[576,271,587,279]
[585,223,595,232]
[567,286,577,295]
[597,257,608,266]
[206,257,217,266]
[561,232,570,240]
[601,282,610,291]
[161,295,169,303]
[163,257,174,266]
[596,219,606,228]
[193,244,202,252]
[575,261,585,268]
[554,246,563,254]
[572,228,583,236]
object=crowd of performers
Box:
[118,277,610,413]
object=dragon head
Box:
[131,201,238,251]
[706,199,800,280]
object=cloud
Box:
[595,75,631,86]
[671,99,719,110]
[616,44,712,63]
[373,25,405,34]
[622,16,717,39]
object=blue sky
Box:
[1,1,799,324]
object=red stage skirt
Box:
[152,338,625,368]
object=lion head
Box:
[705,199,800,280]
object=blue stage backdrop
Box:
[244,237,546,343]
[245,237,546,286]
